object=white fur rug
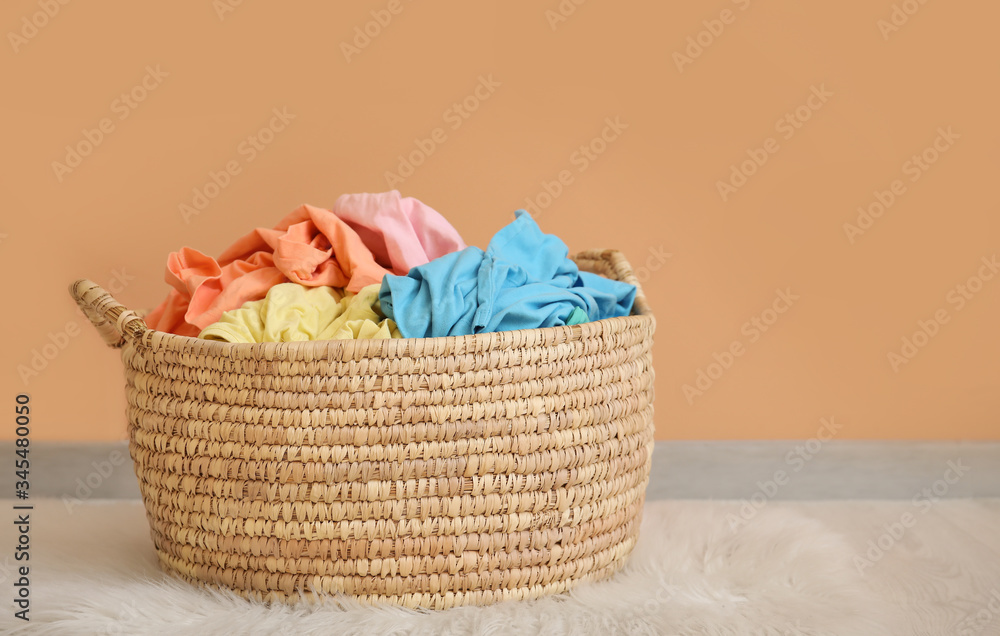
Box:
[7,498,994,635]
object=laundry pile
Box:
[145,191,636,342]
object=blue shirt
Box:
[379,210,636,338]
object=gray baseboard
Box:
[2,440,998,502]
[646,440,999,500]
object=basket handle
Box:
[69,279,149,349]
[572,249,654,317]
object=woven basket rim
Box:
[151,312,650,351]
[71,248,654,358]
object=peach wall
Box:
[2,1,997,441]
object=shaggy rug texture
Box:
[7,497,987,635]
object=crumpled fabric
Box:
[198,283,400,343]
[378,210,636,338]
[333,190,467,273]
[145,192,466,336]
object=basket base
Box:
[152,532,641,610]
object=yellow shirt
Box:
[198,283,401,343]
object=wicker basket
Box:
[70,249,655,609]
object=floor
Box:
[2,497,998,634]
[1,441,998,634]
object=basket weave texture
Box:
[71,249,656,609]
